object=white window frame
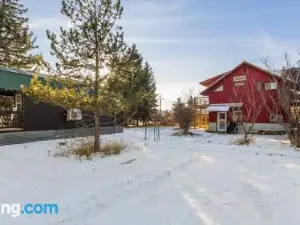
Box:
[232,110,242,122]
[233,76,246,82]
[265,82,277,90]
[15,94,22,111]
[257,80,263,90]
[234,81,245,87]
[215,85,224,92]
[269,114,283,123]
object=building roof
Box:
[0,67,45,91]
[199,72,228,87]
[200,61,278,95]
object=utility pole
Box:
[159,94,162,118]
[158,94,162,140]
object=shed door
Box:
[217,112,227,132]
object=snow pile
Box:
[0,128,300,225]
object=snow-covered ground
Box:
[1,128,300,225]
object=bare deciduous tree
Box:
[231,77,267,144]
[263,53,300,147]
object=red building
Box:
[199,61,284,132]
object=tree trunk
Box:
[94,112,100,152]
[244,132,248,144]
[296,124,300,148]
[144,122,147,140]
[242,125,248,144]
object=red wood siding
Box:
[204,63,277,123]
[209,112,217,123]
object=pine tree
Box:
[136,62,157,124]
[172,95,196,134]
[108,44,157,125]
[0,0,40,69]
[109,44,144,106]
[23,0,126,153]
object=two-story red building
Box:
[200,61,284,132]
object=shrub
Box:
[233,136,256,145]
[73,142,94,158]
[173,130,195,136]
[100,141,127,156]
[172,94,197,134]
[73,140,126,159]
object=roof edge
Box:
[200,61,278,95]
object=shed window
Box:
[0,95,14,110]
[15,94,22,111]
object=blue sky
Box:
[23,0,300,109]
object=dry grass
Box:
[73,140,126,159]
[233,136,256,145]
[100,141,127,156]
[172,130,197,136]
[73,142,94,158]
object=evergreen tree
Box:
[23,0,126,153]
[109,45,157,125]
[0,0,40,69]
[136,62,157,124]
[172,97,185,125]
[172,95,196,134]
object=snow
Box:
[1,128,300,225]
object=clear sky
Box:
[23,0,300,109]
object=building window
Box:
[234,81,245,86]
[233,76,246,82]
[233,76,246,86]
[257,80,263,90]
[0,95,14,110]
[269,114,283,123]
[232,110,242,122]
[215,85,223,92]
[15,94,22,111]
[265,82,277,90]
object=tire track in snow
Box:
[53,152,201,224]
[238,168,282,223]
[178,189,221,225]
[167,153,224,225]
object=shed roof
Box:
[0,67,41,91]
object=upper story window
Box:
[257,80,263,90]
[214,85,223,92]
[233,76,246,86]
[233,76,246,82]
[265,82,277,90]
